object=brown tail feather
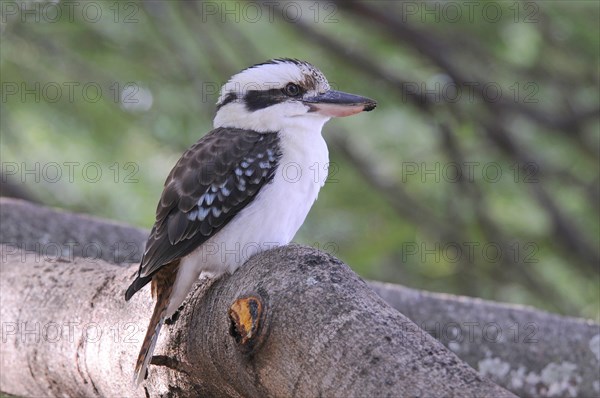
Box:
[133,261,179,385]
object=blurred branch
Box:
[484,120,600,273]
[338,1,465,84]
[437,124,579,313]
[0,175,39,204]
[337,1,600,140]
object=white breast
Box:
[246,128,329,244]
[165,125,329,316]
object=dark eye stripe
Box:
[243,84,307,111]
[244,88,286,111]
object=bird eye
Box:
[284,83,301,97]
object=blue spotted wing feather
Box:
[125,127,280,300]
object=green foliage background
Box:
[1,0,598,320]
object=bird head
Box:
[214,58,377,132]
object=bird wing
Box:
[137,127,281,280]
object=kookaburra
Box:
[125,58,376,383]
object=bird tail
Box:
[134,308,165,385]
[133,261,179,385]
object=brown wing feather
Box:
[125,127,281,300]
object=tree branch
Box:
[369,282,600,398]
[1,199,597,397]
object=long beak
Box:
[303,90,377,117]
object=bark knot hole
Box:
[228,294,268,355]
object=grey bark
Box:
[0,198,597,397]
[0,198,147,264]
[369,282,600,398]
